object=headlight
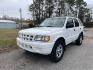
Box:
[34,35,50,42]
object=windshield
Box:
[40,18,66,27]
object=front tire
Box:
[49,40,65,62]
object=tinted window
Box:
[66,18,74,28]
[74,19,79,27]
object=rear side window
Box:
[74,19,79,27]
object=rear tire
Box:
[49,40,65,62]
[76,35,83,45]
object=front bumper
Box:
[16,38,54,55]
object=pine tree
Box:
[29,0,90,25]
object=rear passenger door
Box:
[65,18,76,44]
[74,18,81,39]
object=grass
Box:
[0,29,19,52]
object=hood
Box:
[19,27,64,35]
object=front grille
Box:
[20,34,34,41]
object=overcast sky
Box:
[0,0,32,19]
[0,0,92,19]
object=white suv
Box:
[17,17,84,62]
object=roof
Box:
[48,16,77,19]
[0,20,16,23]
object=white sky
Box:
[0,0,32,19]
[84,0,93,7]
[0,0,92,19]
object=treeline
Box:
[29,0,92,25]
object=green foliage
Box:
[29,0,91,25]
[66,0,75,6]
[0,29,19,52]
[29,0,54,25]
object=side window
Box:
[74,19,79,27]
[66,18,74,28]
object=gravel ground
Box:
[0,28,93,70]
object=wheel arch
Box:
[54,37,66,49]
[50,37,66,62]
[56,37,66,44]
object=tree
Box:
[66,0,75,6]
[75,0,87,17]
[29,0,44,25]
[29,0,90,25]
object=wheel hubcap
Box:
[56,45,63,58]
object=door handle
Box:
[74,29,75,31]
